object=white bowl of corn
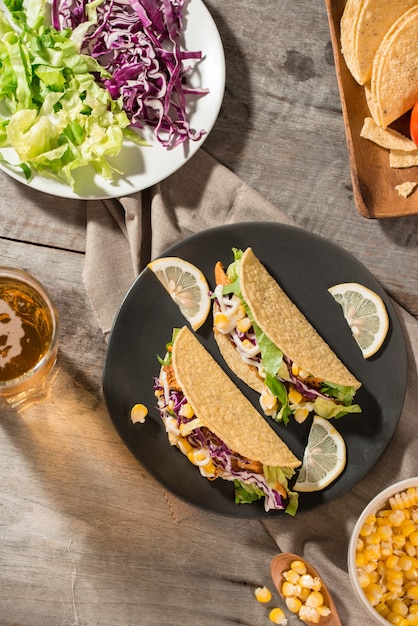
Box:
[348,477,418,625]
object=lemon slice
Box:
[328,282,389,359]
[293,416,346,492]
[148,257,211,331]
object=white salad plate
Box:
[0,0,225,200]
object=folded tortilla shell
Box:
[371,5,418,127]
[341,0,418,85]
[239,248,361,390]
[214,328,265,394]
[172,326,300,469]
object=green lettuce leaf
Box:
[0,0,148,190]
[234,480,265,504]
[313,397,362,420]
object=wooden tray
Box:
[325,0,418,218]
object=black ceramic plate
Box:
[103,222,407,518]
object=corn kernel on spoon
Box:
[270,553,342,626]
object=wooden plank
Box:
[0,171,87,253]
[0,240,281,626]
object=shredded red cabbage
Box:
[52,0,209,148]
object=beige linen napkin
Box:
[83,148,418,625]
[83,149,292,335]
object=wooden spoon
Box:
[270,553,342,626]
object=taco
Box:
[155,326,300,514]
[213,248,361,425]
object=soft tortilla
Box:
[172,326,300,469]
[341,0,418,85]
[371,5,418,127]
[239,248,361,390]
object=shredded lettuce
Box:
[0,0,147,188]
[234,480,265,505]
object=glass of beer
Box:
[0,267,59,409]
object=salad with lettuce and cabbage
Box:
[0,0,207,189]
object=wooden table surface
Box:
[0,1,417,625]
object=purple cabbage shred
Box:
[52,0,209,148]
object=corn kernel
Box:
[399,556,413,572]
[305,591,324,608]
[387,555,400,570]
[381,542,394,559]
[405,567,418,581]
[199,460,216,478]
[260,390,278,413]
[177,437,193,455]
[254,586,272,603]
[299,574,315,588]
[236,316,252,333]
[386,614,409,626]
[288,387,303,405]
[130,403,148,423]
[299,605,320,623]
[282,581,301,597]
[405,541,417,557]
[285,595,302,613]
[179,402,194,419]
[410,532,418,547]
[394,534,407,549]
[360,523,375,537]
[391,600,409,617]
[298,587,311,603]
[365,583,384,606]
[389,510,407,526]
[358,570,372,588]
[407,585,418,600]
[402,522,416,538]
[293,408,310,423]
[283,569,300,585]
[290,560,307,575]
[291,363,299,376]
[268,607,287,625]
[317,605,331,617]
[387,569,404,585]
[378,524,393,539]
[213,312,231,332]
[376,602,390,618]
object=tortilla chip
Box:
[214,329,266,394]
[239,248,361,390]
[395,181,418,196]
[341,0,418,85]
[390,148,418,167]
[172,326,300,469]
[372,5,418,128]
[361,117,417,151]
